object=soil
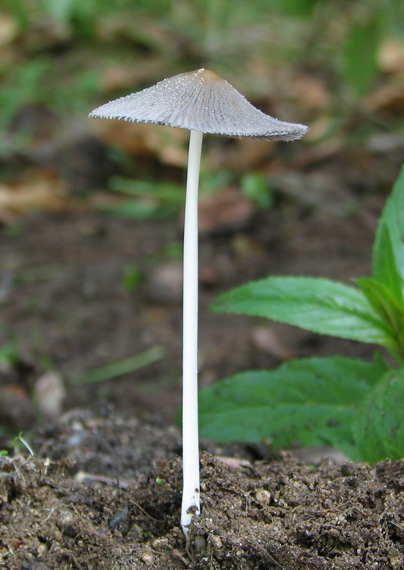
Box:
[1,116,404,569]
[1,411,403,569]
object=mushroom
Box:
[89,68,308,538]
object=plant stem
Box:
[181,129,203,536]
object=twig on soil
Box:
[75,469,131,488]
[262,548,283,569]
[131,500,163,523]
[171,548,189,567]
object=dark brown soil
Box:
[1,411,403,570]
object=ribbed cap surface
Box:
[89,69,308,141]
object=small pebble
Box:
[255,489,271,506]
[194,535,207,554]
[34,371,66,417]
[147,263,182,302]
[141,551,154,565]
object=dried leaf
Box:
[251,326,294,361]
[363,83,404,116]
[198,187,254,234]
[292,75,328,111]
[91,121,188,166]
[0,14,19,46]
[378,39,404,74]
[0,177,66,221]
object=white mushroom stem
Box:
[88,68,309,540]
[181,129,203,536]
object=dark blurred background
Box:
[1,0,404,443]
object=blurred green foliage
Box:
[241,173,274,210]
[74,346,164,384]
[3,1,404,90]
[1,0,404,154]
[0,339,20,368]
[0,60,47,130]
[122,263,143,291]
[107,177,185,220]
[342,14,383,97]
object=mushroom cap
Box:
[89,69,308,142]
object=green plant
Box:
[241,173,274,210]
[74,346,164,384]
[0,60,49,130]
[199,163,404,465]
[106,177,185,220]
[0,339,21,367]
[14,432,34,456]
[122,263,143,291]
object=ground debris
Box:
[0,415,403,569]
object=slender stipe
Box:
[181,129,203,535]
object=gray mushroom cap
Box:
[89,68,308,142]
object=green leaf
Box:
[352,368,404,463]
[105,177,184,220]
[122,264,143,291]
[268,0,322,17]
[356,277,404,352]
[74,347,164,384]
[198,356,386,460]
[212,276,396,347]
[241,173,273,209]
[374,164,404,285]
[5,0,29,30]
[372,223,404,306]
[101,200,179,220]
[109,178,184,203]
[40,0,78,21]
[342,15,382,97]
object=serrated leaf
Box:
[356,277,404,351]
[352,368,404,463]
[374,164,404,284]
[199,357,386,460]
[372,223,404,306]
[212,276,396,347]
